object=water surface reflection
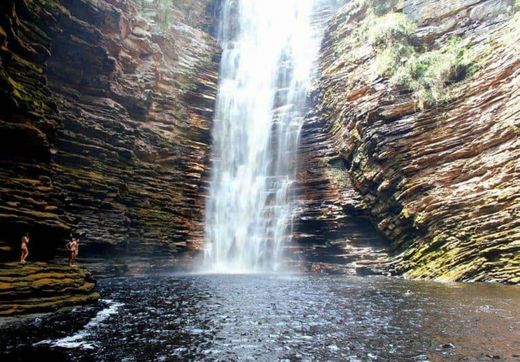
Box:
[1,273,519,361]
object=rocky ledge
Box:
[0,263,99,317]
[304,0,520,283]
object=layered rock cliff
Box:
[301,0,520,283]
[1,0,519,284]
[0,263,98,316]
[0,0,219,257]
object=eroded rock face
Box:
[295,105,390,274]
[0,0,219,256]
[305,0,520,282]
[292,0,391,275]
[0,262,99,316]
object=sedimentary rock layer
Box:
[0,0,219,256]
[295,106,390,273]
[308,0,520,282]
[0,262,99,316]
[293,0,391,275]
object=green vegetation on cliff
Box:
[137,0,174,30]
[357,12,416,78]
[391,37,478,105]
[319,0,520,283]
[357,11,478,106]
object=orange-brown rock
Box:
[0,0,219,256]
[291,1,391,275]
[0,262,99,316]
[304,0,520,283]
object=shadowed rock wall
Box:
[0,0,219,257]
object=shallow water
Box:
[1,272,519,361]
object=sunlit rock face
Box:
[303,0,520,282]
[0,0,219,256]
[0,263,99,316]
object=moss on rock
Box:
[353,9,479,106]
[0,262,99,317]
[312,0,520,283]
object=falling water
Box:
[204,0,333,273]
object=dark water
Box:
[1,272,519,361]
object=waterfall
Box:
[204,0,334,273]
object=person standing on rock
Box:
[67,236,79,267]
[20,233,29,264]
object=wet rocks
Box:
[0,262,99,316]
[306,0,520,283]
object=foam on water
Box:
[34,300,123,350]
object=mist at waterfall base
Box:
[203,0,330,273]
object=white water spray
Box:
[204,0,333,273]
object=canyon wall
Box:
[1,0,518,283]
[0,0,219,257]
[300,0,520,282]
